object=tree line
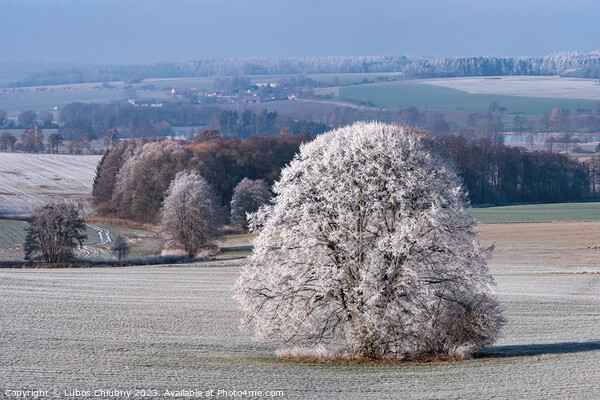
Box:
[442,136,595,205]
[92,132,311,223]
[91,129,600,230]
[57,103,327,141]
[4,52,600,88]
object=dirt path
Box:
[80,224,111,258]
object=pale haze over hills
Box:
[0,0,599,65]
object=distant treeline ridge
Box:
[5,52,600,87]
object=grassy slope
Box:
[471,202,600,223]
[338,82,599,115]
[0,220,27,259]
[0,220,253,260]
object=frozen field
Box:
[0,153,101,215]
[1,222,600,399]
[423,76,600,100]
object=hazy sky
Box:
[1,0,598,65]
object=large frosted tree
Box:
[159,170,222,257]
[235,122,503,360]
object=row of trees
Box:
[57,102,220,139]
[0,127,63,153]
[25,174,269,263]
[6,52,600,87]
[8,97,599,154]
[442,136,593,205]
[0,109,57,130]
[92,132,310,223]
[55,102,330,141]
[92,130,600,230]
[0,127,97,154]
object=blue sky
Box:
[0,0,598,64]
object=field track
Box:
[80,224,111,258]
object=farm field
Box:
[0,73,399,113]
[0,87,126,112]
[0,152,101,215]
[0,219,27,260]
[337,81,600,115]
[471,202,600,223]
[1,221,599,399]
[422,76,600,100]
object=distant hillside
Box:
[3,52,600,88]
[0,153,101,215]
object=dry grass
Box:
[480,221,600,275]
[85,216,158,232]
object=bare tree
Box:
[47,133,64,153]
[229,178,271,230]
[588,156,600,198]
[539,114,550,132]
[159,170,223,257]
[0,132,17,152]
[103,128,119,149]
[79,133,92,154]
[24,202,88,263]
[112,141,193,223]
[235,122,503,360]
[66,140,80,154]
[22,125,44,153]
[112,234,130,260]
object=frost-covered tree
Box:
[229,178,271,230]
[111,141,193,222]
[235,122,503,360]
[159,170,223,257]
[24,202,87,263]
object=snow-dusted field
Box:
[0,153,101,215]
[1,222,600,399]
[423,76,600,100]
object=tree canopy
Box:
[235,122,503,360]
[24,202,87,263]
[159,170,223,257]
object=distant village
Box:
[127,81,306,109]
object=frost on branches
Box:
[230,178,271,230]
[234,122,503,360]
[159,170,222,257]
